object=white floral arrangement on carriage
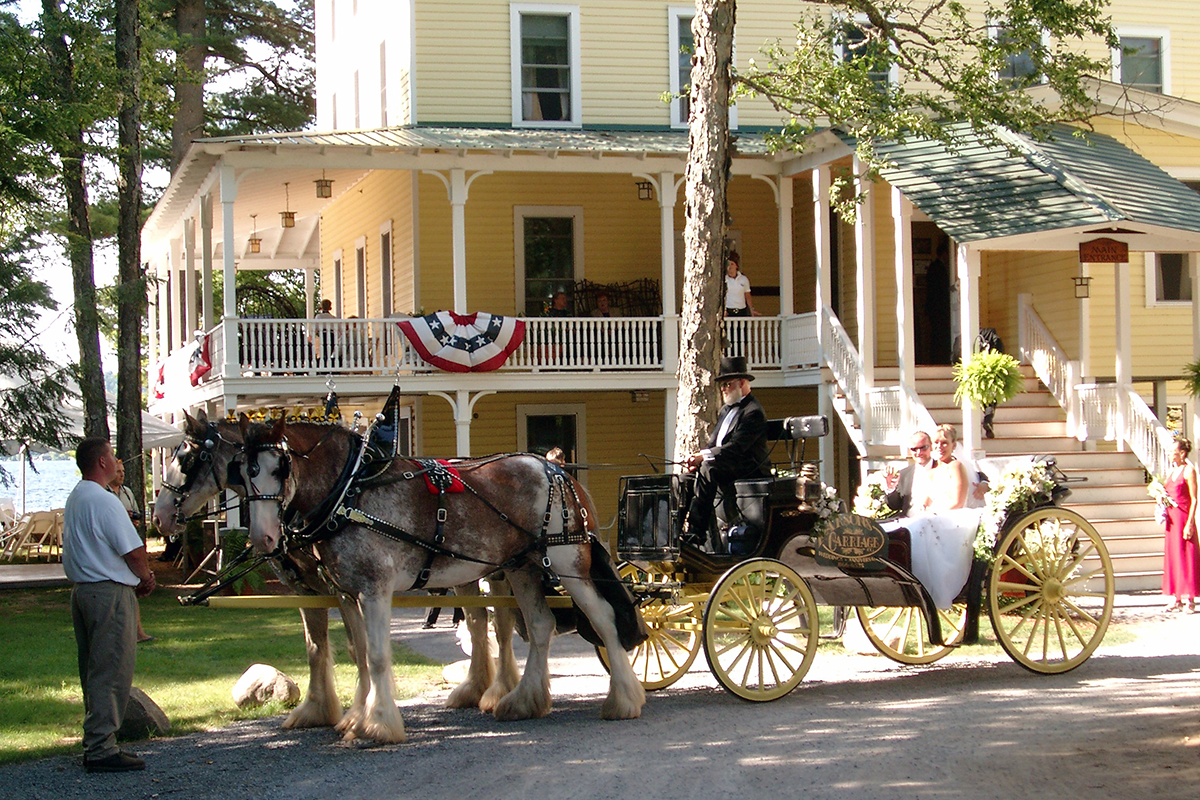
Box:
[852,471,899,520]
[974,459,1057,563]
[1148,476,1175,526]
[812,483,845,536]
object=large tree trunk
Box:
[171,0,206,173]
[673,0,735,462]
[43,0,107,441]
[116,0,144,510]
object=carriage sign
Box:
[816,514,887,569]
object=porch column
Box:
[304,268,316,319]
[892,188,915,409]
[422,169,493,314]
[658,172,680,376]
[168,237,183,352]
[219,165,239,373]
[156,255,169,360]
[777,176,794,317]
[853,157,876,438]
[183,217,198,336]
[1114,259,1132,451]
[1192,253,1200,440]
[957,244,981,453]
[813,167,834,479]
[664,387,677,469]
[432,390,495,457]
[200,195,215,330]
[147,257,158,373]
[223,393,240,528]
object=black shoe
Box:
[85,751,145,773]
[421,622,435,630]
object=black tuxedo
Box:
[684,392,771,543]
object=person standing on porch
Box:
[1162,437,1199,613]
[63,438,156,773]
[723,253,758,317]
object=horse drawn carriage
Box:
[599,414,1117,701]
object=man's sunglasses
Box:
[909,444,929,453]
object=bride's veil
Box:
[954,443,988,508]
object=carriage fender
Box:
[572,537,650,652]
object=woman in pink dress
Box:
[1162,437,1199,612]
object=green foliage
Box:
[953,350,1026,410]
[737,0,1120,217]
[1182,360,1200,398]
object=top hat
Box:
[716,355,754,382]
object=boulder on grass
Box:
[232,663,300,709]
[118,687,171,740]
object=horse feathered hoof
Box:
[355,705,408,744]
[335,704,365,735]
[492,682,551,720]
[479,672,520,713]
[600,682,646,720]
[445,678,486,710]
[282,697,343,730]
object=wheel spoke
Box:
[998,553,1042,586]
[1059,596,1102,628]
[996,590,1041,615]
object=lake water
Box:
[1,459,81,514]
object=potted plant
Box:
[953,350,1025,438]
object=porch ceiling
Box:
[143,124,785,248]
[858,123,1200,251]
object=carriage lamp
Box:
[248,214,261,253]
[636,180,654,201]
[1073,274,1092,299]
[315,171,334,199]
[280,182,296,228]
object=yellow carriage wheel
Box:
[596,565,702,691]
[855,603,968,665]
[987,507,1114,674]
[702,558,819,702]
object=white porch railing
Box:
[1078,383,1176,477]
[821,306,865,421]
[505,317,664,371]
[721,316,782,368]
[1017,294,1080,437]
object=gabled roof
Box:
[861,123,1200,244]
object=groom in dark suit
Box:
[884,430,935,516]
[682,356,771,548]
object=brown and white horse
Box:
[150,412,525,735]
[236,415,646,743]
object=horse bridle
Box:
[160,423,238,521]
[241,440,293,511]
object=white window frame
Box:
[668,6,735,131]
[1112,28,1171,95]
[1144,252,1193,307]
[516,402,588,488]
[379,220,393,317]
[379,40,388,127]
[331,249,344,317]
[986,22,1048,85]
[832,13,900,85]
[514,205,585,315]
[354,236,367,317]
[510,3,582,128]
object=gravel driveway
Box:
[4,598,1199,800]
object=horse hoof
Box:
[445,681,485,710]
[493,690,551,721]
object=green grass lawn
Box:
[0,587,444,765]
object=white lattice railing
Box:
[782,312,821,370]
[1017,294,1080,436]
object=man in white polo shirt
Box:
[63,437,156,773]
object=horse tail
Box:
[573,536,649,652]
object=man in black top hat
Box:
[682,355,771,548]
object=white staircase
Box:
[881,364,1162,593]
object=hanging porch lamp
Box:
[1073,274,1092,299]
[315,170,334,199]
[280,182,296,228]
[248,214,261,253]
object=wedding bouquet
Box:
[1148,476,1174,526]
[974,459,1057,562]
[812,483,845,536]
[852,471,898,520]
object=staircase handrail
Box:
[1017,294,1080,436]
[820,305,865,420]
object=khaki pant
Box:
[71,581,137,760]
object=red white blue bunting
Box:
[397,311,526,372]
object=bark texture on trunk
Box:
[43,0,107,441]
[116,0,145,509]
[171,0,206,173]
[673,0,735,462]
